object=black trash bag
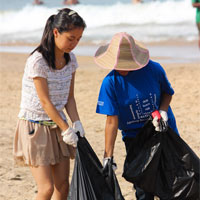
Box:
[122,120,200,200]
[103,157,125,200]
[68,135,124,200]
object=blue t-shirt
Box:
[96,60,179,138]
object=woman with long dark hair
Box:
[13,8,86,200]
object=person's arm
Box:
[65,72,80,123]
[159,92,172,111]
[152,93,172,132]
[192,2,200,8]
[104,115,118,158]
[33,77,69,131]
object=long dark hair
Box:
[31,8,86,69]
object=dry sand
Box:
[0,51,199,200]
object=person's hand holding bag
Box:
[151,110,168,132]
[72,120,85,137]
[103,157,117,171]
[62,127,78,147]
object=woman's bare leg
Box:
[52,158,70,200]
[30,165,54,200]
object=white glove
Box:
[72,120,85,137]
[103,157,117,171]
[152,110,168,132]
[159,110,168,122]
[61,127,78,147]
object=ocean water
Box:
[0,0,198,44]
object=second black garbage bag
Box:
[122,120,200,200]
[68,135,124,200]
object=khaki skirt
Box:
[13,119,76,167]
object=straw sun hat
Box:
[94,32,150,71]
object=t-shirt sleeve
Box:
[26,53,48,79]
[70,53,78,73]
[156,63,174,95]
[96,76,119,116]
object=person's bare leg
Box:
[63,0,70,5]
[30,165,54,200]
[63,0,79,5]
[33,0,44,5]
[52,158,70,200]
[197,23,200,49]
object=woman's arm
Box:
[33,77,69,131]
[159,93,172,111]
[104,115,118,158]
[65,72,80,123]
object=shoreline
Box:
[0,38,198,47]
[0,40,199,64]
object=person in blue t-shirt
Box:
[94,32,179,200]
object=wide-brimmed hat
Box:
[94,32,150,71]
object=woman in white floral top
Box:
[13,8,86,200]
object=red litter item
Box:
[151,110,161,120]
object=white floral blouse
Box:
[18,51,78,121]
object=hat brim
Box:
[94,32,150,71]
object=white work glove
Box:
[72,120,85,137]
[61,127,78,147]
[103,157,117,171]
[151,110,168,132]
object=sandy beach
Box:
[0,48,199,199]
